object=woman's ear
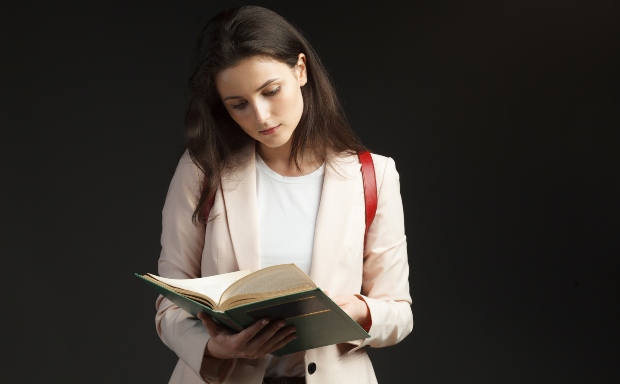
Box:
[296,53,308,86]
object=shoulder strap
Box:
[358,151,377,247]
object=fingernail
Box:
[262,319,270,325]
[278,322,286,327]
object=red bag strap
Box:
[358,151,377,247]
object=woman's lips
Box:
[259,125,280,135]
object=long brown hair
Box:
[185,5,366,225]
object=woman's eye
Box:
[231,101,248,110]
[229,87,279,110]
[264,86,280,96]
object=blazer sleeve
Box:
[155,150,236,383]
[351,156,414,350]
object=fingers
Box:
[328,294,358,320]
[237,320,296,358]
[327,294,368,323]
[330,294,347,306]
[235,318,272,344]
[249,321,288,349]
[264,328,297,354]
[196,314,297,359]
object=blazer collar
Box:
[221,146,362,284]
[221,144,261,272]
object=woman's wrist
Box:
[354,294,372,332]
[204,339,216,358]
[204,338,228,360]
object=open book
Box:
[136,264,369,356]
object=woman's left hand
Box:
[329,293,372,329]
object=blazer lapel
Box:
[310,154,362,288]
[221,145,262,272]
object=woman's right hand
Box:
[197,313,297,360]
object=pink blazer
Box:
[155,144,413,383]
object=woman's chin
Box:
[256,135,293,151]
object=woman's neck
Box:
[256,141,321,177]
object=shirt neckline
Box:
[255,154,325,184]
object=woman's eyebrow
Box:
[255,78,279,92]
[222,78,279,101]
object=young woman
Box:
[155,6,412,384]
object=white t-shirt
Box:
[256,154,324,275]
[255,153,324,377]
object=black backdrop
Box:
[2,1,619,382]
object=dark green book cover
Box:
[136,273,370,357]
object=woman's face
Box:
[215,54,307,154]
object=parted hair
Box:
[185,5,366,225]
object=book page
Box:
[219,285,315,310]
[148,270,251,303]
[220,264,316,305]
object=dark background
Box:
[2,1,618,382]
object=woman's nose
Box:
[253,100,271,124]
